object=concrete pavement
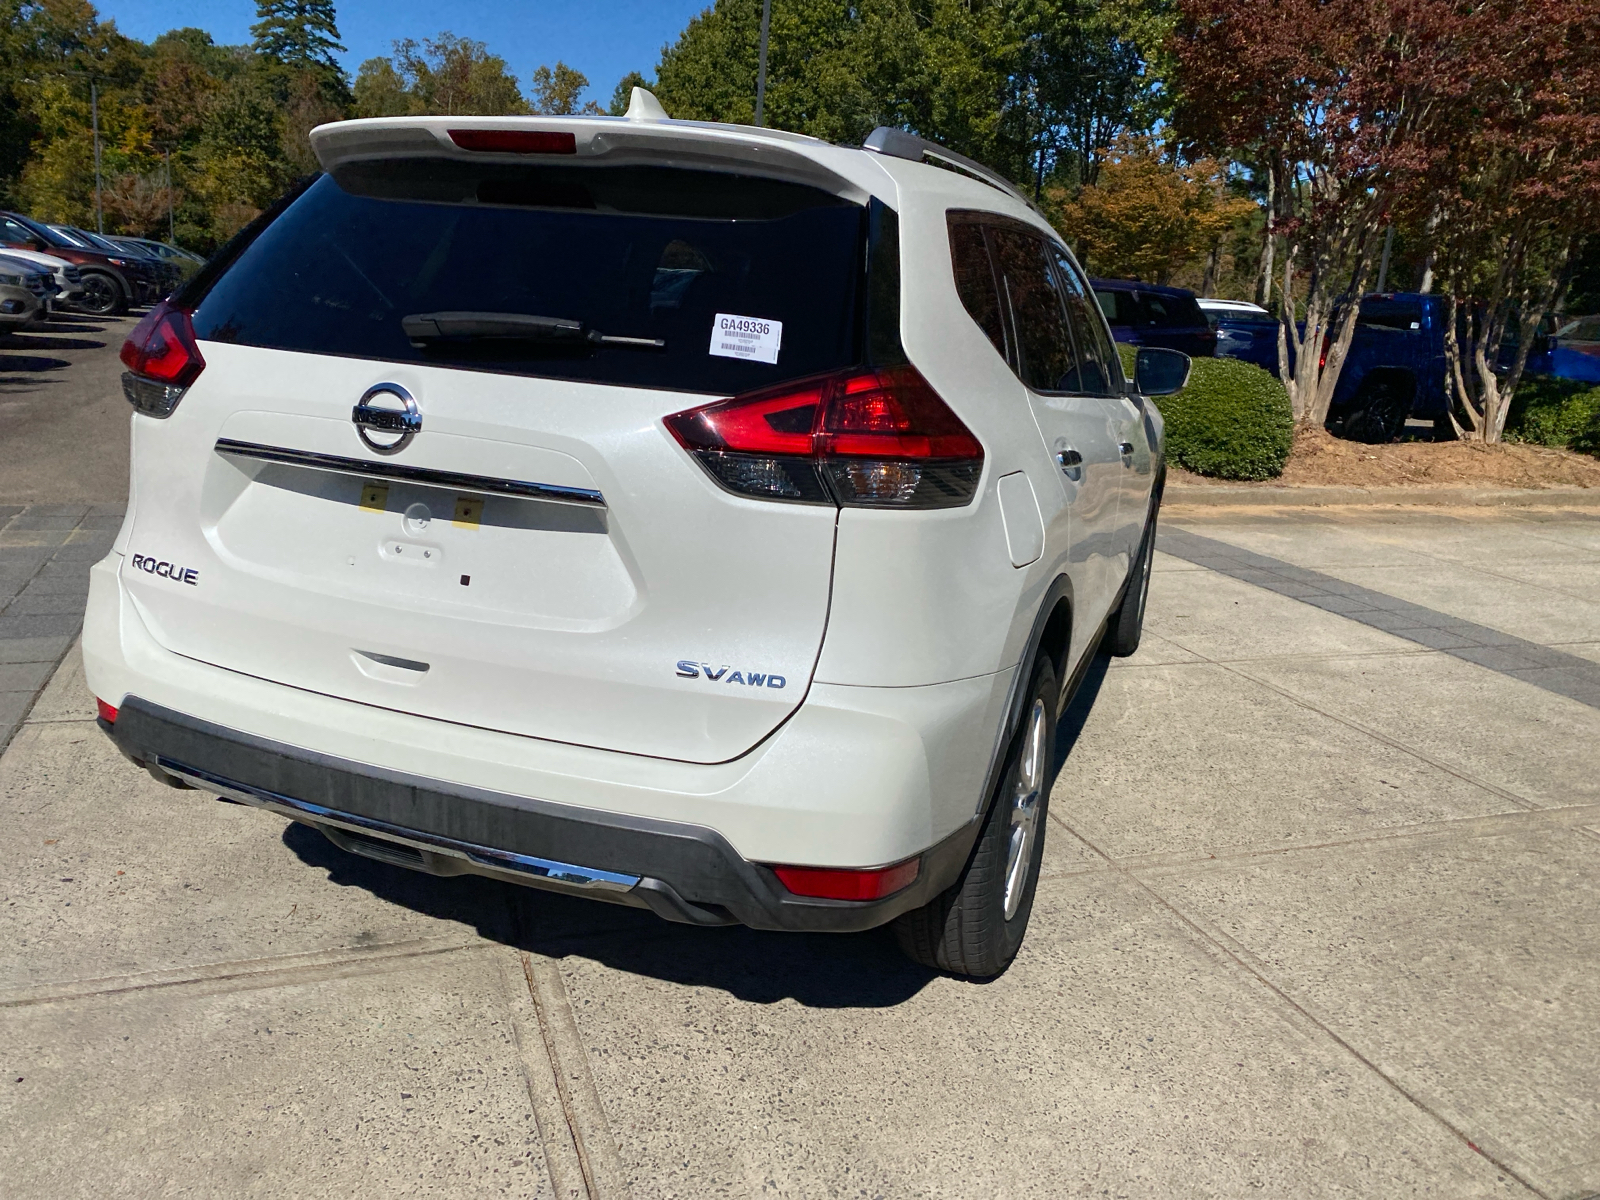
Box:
[4,506,1597,1198]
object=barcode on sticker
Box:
[709,313,782,364]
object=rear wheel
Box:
[893,654,1057,978]
[1331,376,1412,443]
[77,271,124,316]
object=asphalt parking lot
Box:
[3,329,1598,1198]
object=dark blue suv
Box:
[1091,279,1217,359]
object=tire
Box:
[1332,377,1411,443]
[893,654,1057,978]
[77,271,125,316]
[1106,500,1158,657]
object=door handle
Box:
[1056,448,1083,481]
[1118,441,1135,457]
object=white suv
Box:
[85,94,1183,977]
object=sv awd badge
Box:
[131,553,199,585]
[677,661,786,689]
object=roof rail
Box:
[861,127,1039,213]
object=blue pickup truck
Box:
[1322,293,1455,442]
[1202,292,1453,442]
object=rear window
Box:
[187,161,874,394]
[1137,292,1205,328]
[1358,301,1423,331]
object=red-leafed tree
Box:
[1171,0,1468,431]
[1416,2,1600,443]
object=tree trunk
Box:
[1255,165,1276,307]
[1201,239,1220,297]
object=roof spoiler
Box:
[861,127,1039,214]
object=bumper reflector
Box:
[772,856,920,901]
[96,698,118,724]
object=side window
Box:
[987,227,1080,393]
[949,220,1007,360]
[1051,250,1121,396]
[1094,288,1125,324]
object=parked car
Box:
[1091,278,1217,359]
[1546,315,1600,384]
[0,245,83,311]
[0,212,138,315]
[48,225,172,302]
[0,256,51,331]
[1197,297,1281,374]
[1324,292,1453,442]
[116,235,206,279]
[88,106,1183,978]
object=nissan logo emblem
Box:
[352,383,421,455]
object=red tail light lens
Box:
[664,366,984,508]
[96,698,118,724]
[449,129,577,154]
[120,299,204,418]
[772,856,921,901]
[1318,334,1331,372]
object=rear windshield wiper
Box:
[402,311,665,350]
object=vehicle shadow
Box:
[0,332,106,351]
[280,818,936,1007]
[276,650,1115,1008]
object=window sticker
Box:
[709,313,782,364]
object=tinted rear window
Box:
[1138,292,1205,328]
[188,161,870,393]
[1358,301,1423,331]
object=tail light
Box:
[1318,333,1332,372]
[771,856,920,901]
[664,365,984,509]
[95,698,118,724]
[120,299,204,418]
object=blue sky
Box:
[97,0,710,109]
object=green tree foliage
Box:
[354,34,529,117]
[250,0,343,72]
[649,0,1167,193]
[530,61,601,115]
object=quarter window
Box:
[986,226,1080,394]
[949,221,1007,359]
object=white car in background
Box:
[87,95,1186,977]
[0,244,86,311]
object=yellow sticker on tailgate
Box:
[359,484,389,513]
[453,497,484,529]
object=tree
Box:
[1173,0,1461,431]
[250,0,343,74]
[353,34,528,117]
[1416,1,1600,443]
[530,61,600,115]
[1054,134,1254,284]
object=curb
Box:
[1163,484,1600,508]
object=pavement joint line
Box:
[497,949,591,1200]
[1171,649,1546,813]
[0,936,485,1009]
[1159,525,1600,710]
[1108,802,1600,877]
[517,946,632,1200]
[1045,808,1552,1199]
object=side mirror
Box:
[1134,347,1191,396]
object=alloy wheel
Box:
[78,274,119,316]
[1002,697,1048,920]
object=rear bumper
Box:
[84,553,1012,932]
[103,697,978,931]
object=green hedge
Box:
[1505,376,1600,452]
[1119,346,1294,480]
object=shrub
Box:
[1119,346,1294,479]
[1504,376,1600,449]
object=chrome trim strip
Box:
[214,438,607,507]
[157,757,640,892]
